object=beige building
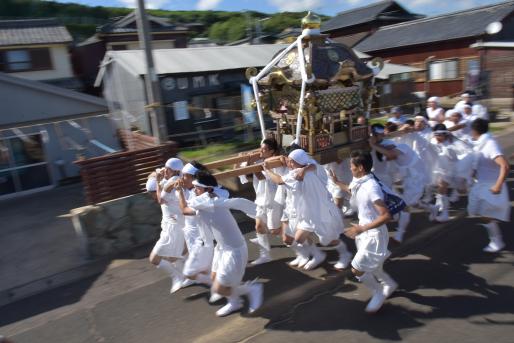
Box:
[0,18,80,90]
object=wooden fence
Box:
[75,142,177,204]
[117,129,159,151]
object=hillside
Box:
[0,0,330,43]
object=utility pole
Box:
[135,0,167,143]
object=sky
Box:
[49,0,507,16]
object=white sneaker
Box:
[215,300,243,317]
[304,250,326,271]
[209,292,223,304]
[181,278,196,288]
[170,276,184,294]
[382,280,398,298]
[333,252,352,270]
[251,254,272,265]
[288,255,302,266]
[297,255,310,269]
[365,289,387,313]
[247,283,264,313]
[483,239,505,253]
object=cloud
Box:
[196,0,223,10]
[268,0,324,12]
[117,0,170,9]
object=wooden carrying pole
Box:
[213,156,284,180]
[204,151,260,169]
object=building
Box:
[321,0,423,47]
[0,72,120,199]
[354,1,514,109]
[95,44,288,144]
[73,11,190,93]
[95,44,421,144]
[0,18,80,90]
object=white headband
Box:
[415,115,427,123]
[433,130,449,135]
[428,96,439,103]
[288,149,315,166]
[165,158,184,171]
[182,163,199,176]
[192,180,214,188]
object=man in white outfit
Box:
[150,158,187,294]
[178,171,263,317]
[344,150,398,313]
[467,119,510,252]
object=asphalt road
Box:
[1,128,513,343]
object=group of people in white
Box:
[144,93,510,317]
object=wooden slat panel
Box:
[75,141,177,204]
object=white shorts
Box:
[211,244,248,288]
[256,202,284,230]
[468,182,510,222]
[183,243,214,277]
[402,168,426,206]
[152,220,185,258]
[351,226,390,273]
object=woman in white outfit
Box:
[264,149,352,271]
[467,119,510,252]
[150,158,187,294]
[343,150,397,313]
[426,96,445,128]
[178,171,263,317]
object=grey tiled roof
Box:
[0,18,72,46]
[355,1,514,52]
[98,11,188,34]
[321,0,418,33]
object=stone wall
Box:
[71,193,161,259]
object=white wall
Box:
[6,44,74,81]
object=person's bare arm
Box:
[177,185,196,216]
[328,169,350,193]
[263,160,284,185]
[370,141,400,160]
[344,199,391,239]
[295,163,316,181]
[491,155,509,194]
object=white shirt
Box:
[353,176,384,227]
[474,136,504,183]
[472,103,488,120]
[160,176,183,222]
[188,193,255,249]
[427,107,444,126]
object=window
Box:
[0,133,51,197]
[6,50,31,71]
[0,48,52,72]
[429,60,458,80]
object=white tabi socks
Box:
[394,211,411,243]
[251,233,272,265]
[157,259,185,294]
[481,221,505,253]
[289,241,310,268]
[435,194,450,222]
[358,272,386,313]
[372,266,398,298]
[303,242,326,271]
[333,241,352,270]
